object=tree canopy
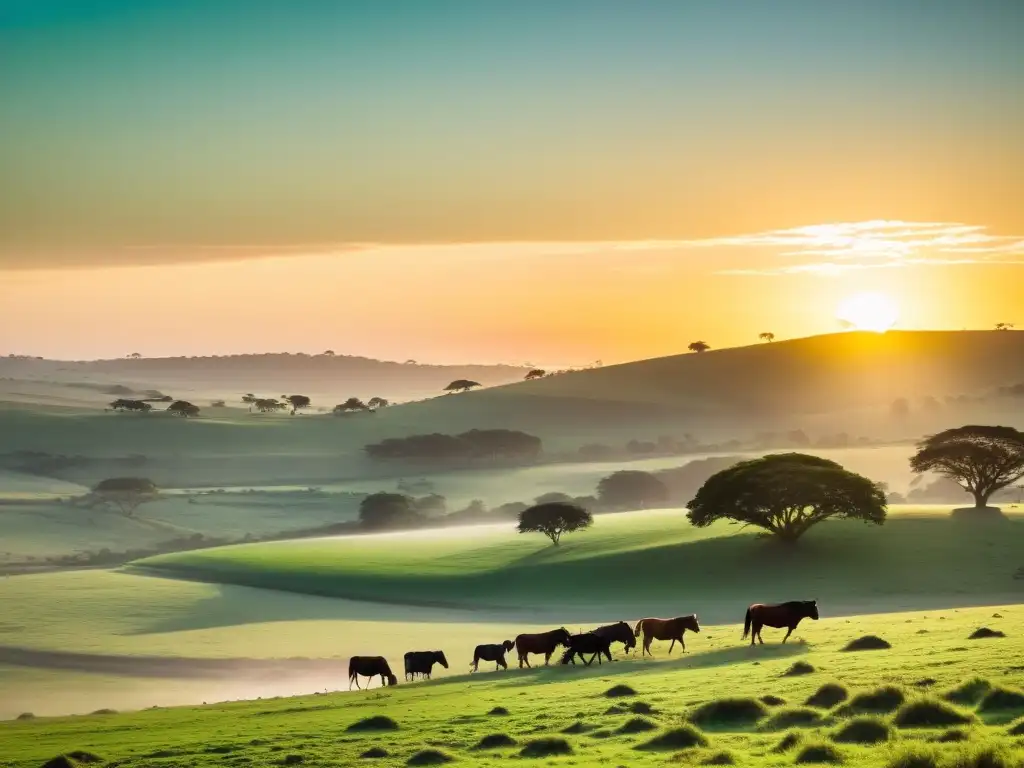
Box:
[109,398,151,413]
[759,332,775,342]
[167,400,200,417]
[444,379,481,393]
[334,397,368,414]
[285,394,311,414]
[910,425,1024,510]
[517,502,593,546]
[92,477,158,517]
[367,397,389,409]
[358,493,423,530]
[688,341,710,353]
[524,369,546,380]
[687,453,886,542]
[596,470,669,510]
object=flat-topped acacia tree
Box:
[686,453,886,543]
[92,477,159,517]
[444,379,481,393]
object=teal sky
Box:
[2,0,1022,268]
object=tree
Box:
[358,492,422,530]
[995,322,1014,331]
[909,425,1024,510]
[92,477,158,517]
[110,398,151,413]
[167,400,200,417]
[334,397,368,414]
[367,397,389,410]
[517,502,593,546]
[759,332,775,342]
[524,369,547,380]
[687,453,887,543]
[597,470,669,510]
[322,349,335,356]
[284,394,311,414]
[127,352,141,359]
[688,341,710,353]
[444,379,481,393]
[254,398,287,413]
[534,491,573,505]
[210,400,226,408]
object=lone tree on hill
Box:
[687,453,887,543]
[517,502,593,546]
[910,425,1024,510]
[334,397,368,414]
[358,492,422,530]
[444,379,481,393]
[92,477,158,517]
[367,397,389,410]
[524,369,547,380]
[759,332,775,342]
[167,400,200,417]
[285,394,311,414]
[597,470,670,510]
[688,341,710,353]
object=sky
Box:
[1,0,1022,363]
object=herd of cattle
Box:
[347,601,819,689]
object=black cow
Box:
[559,632,613,666]
[404,650,449,681]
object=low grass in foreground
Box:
[2,605,1022,768]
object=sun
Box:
[835,291,899,332]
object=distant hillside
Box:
[0,353,529,406]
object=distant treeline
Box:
[364,429,542,461]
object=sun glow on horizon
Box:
[835,291,900,333]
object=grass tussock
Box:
[560,721,593,735]
[359,747,389,759]
[346,715,399,732]
[763,707,822,730]
[773,732,802,753]
[842,685,906,714]
[603,705,627,716]
[944,678,993,706]
[977,685,1024,712]
[486,706,509,716]
[473,733,517,750]
[16,712,35,720]
[886,747,940,768]
[406,749,453,766]
[689,697,768,728]
[842,635,892,651]
[281,755,303,765]
[783,661,816,676]
[519,737,573,758]
[794,742,844,764]
[635,725,708,751]
[807,683,850,709]
[1007,717,1024,736]
[893,697,976,728]
[702,751,736,765]
[760,694,787,706]
[831,716,891,744]
[616,716,658,734]
[935,728,970,743]
[90,708,117,715]
[603,684,637,698]
[41,753,104,768]
[968,627,1006,639]
[629,701,654,714]
[944,746,1021,768]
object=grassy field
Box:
[139,506,1024,620]
[2,605,1022,767]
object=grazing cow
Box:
[403,650,449,681]
[348,656,398,689]
[471,640,515,672]
[591,621,637,654]
[514,628,572,668]
[559,632,613,666]
[743,601,819,645]
[633,615,701,656]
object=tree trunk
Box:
[972,489,990,509]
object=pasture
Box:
[2,604,1023,767]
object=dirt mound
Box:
[689,697,768,728]
[806,683,849,709]
[474,733,517,750]
[603,684,637,698]
[832,716,891,744]
[893,698,975,728]
[782,661,816,676]
[842,635,891,651]
[616,717,658,734]
[406,749,452,766]
[969,627,1006,639]
[794,743,843,764]
[346,715,399,732]
[519,738,573,758]
[635,725,708,751]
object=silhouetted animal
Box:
[743,600,819,645]
[633,615,701,656]
[348,656,398,689]
[471,640,514,672]
[403,650,449,681]
[515,628,572,668]
[591,621,637,653]
[559,632,613,666]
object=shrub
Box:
[16,712,35,720]
[893,698,976,728]
[842,635,891,651]
[843,685,905,714]
[636,725,708,751]
[604,684,637,698]
[474,733,517,750]
[763,708,822,730]
[616,717,658,734]
[487,706,509,716]
[359,748,389,759]
[978,686,1024,712]
[783,661,816,676]
[519,738,573,758]
[807,683,849,709]
[346,715,399,732]
[761,695,787,706]
[968,627,1006,639]
[703,751,736,765]
[689,697,768,728]
[773,732,802,752]
[944,678,993,706]
[832,716,891,744]
[794,742,844,763]
[406,750,452,766]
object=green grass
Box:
[138,506,1024,616]
[2,603,1023,767]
